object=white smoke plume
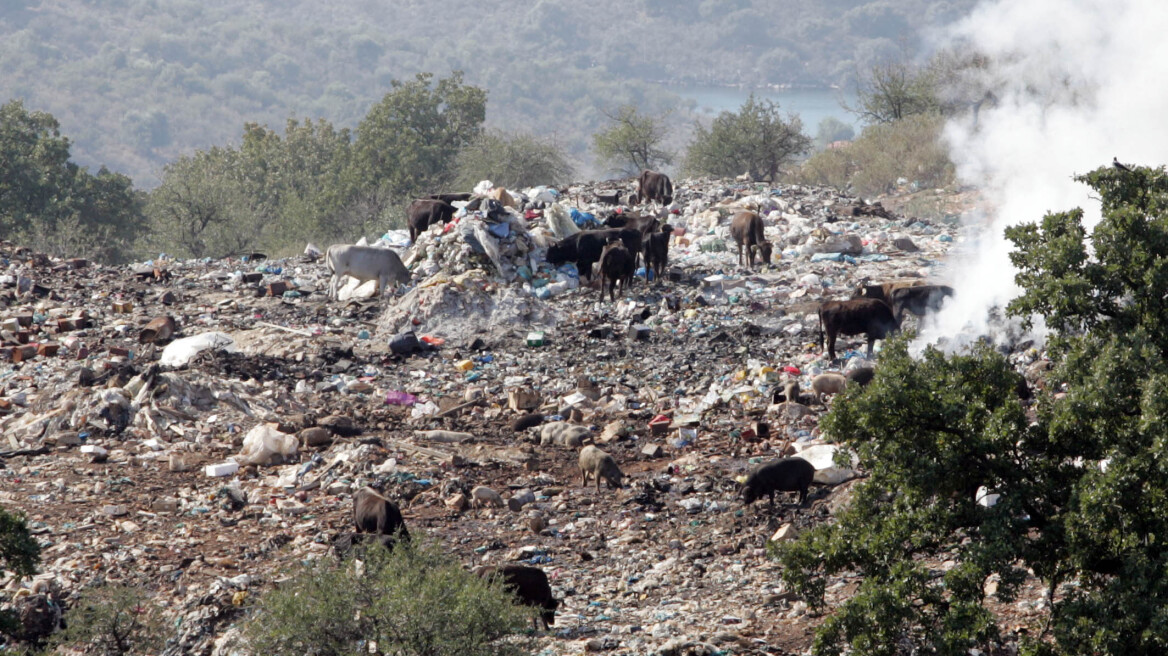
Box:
[916,0,1168,350]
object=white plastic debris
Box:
[160,332,238,367]
[237,424,298,466]
[205,462,240,477]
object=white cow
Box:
[326,244,411,300]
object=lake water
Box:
[667,85,859,134]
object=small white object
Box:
[205,462,240,477]
[80,445,107,457]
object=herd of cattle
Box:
[325,171,957,628]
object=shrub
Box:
[243,540,534,656]
[794,113,954,198]
[50,584,166,656]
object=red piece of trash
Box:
[782,366,801,375]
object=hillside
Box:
[0,0,976,186]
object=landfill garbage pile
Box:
[0,178,1050,656]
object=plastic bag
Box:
[160,332,238,367]
[238,424,298,466]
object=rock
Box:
[445,494,469,512]
[893,236,919,251]
[298,427,333,447]
[641,443,664,458]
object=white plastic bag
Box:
[160,332,238,367]
[238,424,298,466]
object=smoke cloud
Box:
[915,0,1168,350]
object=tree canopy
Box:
[683,94,811,181]
[0,99,144,263]
[777,163,1168,656]
[592,104,673,176]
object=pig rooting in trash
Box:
[579,445,624,491]
[741,457,816,507]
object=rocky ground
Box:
[0,179,1047,655]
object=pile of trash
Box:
[0,177,1053,656]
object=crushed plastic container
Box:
[238,425,298,466]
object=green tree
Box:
[352,71,487,201]
[776,163,1168,656]
[847,55,940,124]
[683,94,811,182]
[0,506,41,639]
[0,100,144,263]
[244,541,533,656]
[591,104,672,176]
[456,130,575,190]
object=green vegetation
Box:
[795,113,954,197]
[456,130,575,190]
[0,0,976,184]
[683,94,811,182]
[243,541,533,656]
[776,164,1168,656]
[145,72,485,259]
[0,99,145,263]
[0,507,40,640]
[592,104,673,176]
[50,584,166,656]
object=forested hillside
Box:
[0,0,975,185]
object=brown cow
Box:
[353,486,410,546]
[477,564,559,630]
[729,211,772,267]
[598,238,635,302]
[407,199,457,244]
[818,299,901,360]
[638,170,673,205]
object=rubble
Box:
[0,178,1052,656]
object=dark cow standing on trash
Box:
[818,298,901,360]
[889,284,955,321]
[407,199,457,244]
[353,486,410,545]
[477,564,559,630]
[603,212,659,268]
[598,238,635,302]
[545,228,642,283]
[643,224,672,282]
[638,170,674,205]
[729,211,772,268]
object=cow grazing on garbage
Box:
[598,238,635,302]
[638,170,674,205]
[326,244,411,300]
[741,457,817,507]
[476,564,559,630]
[729,211,772,268]
[545,228,642,283]
[644,224,672,282]
[353,486,410,547]
[407,199,457,244]
[818,298,901,360]
[889,284,955,321]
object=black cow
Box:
[353,486,410,546]
[407,199,456,244]
[599,238,635,302]
[729,211,772,267]
[638,170,673,205]
[818,299,901,360]
[889,285,955,321]
[546,228,642,283]
[643,224,672,282]
[477,564,559,630]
